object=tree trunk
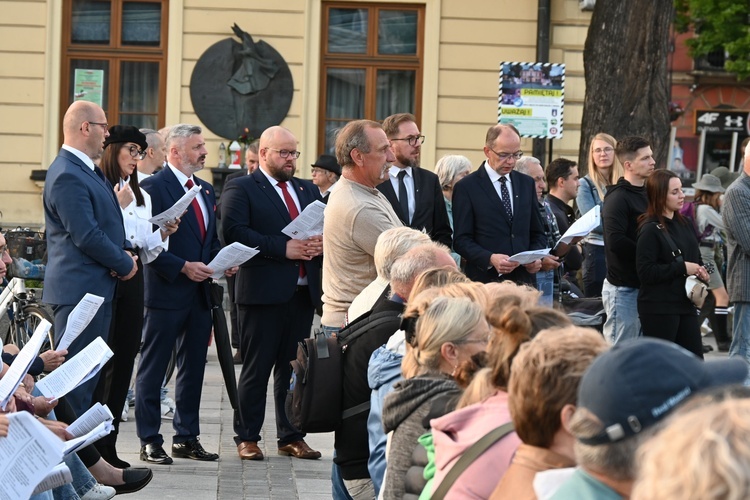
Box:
[578,0,674,174]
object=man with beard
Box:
[222,126,324,461]
[377,113,452,247]
[43,100,138,416]
[136,124,233,464]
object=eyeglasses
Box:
[267,148,301,159]
[88,121,108,130]
[126,145,146,160]
[488,148,523,162]
[594,147,614,155]
[391,135,425,147]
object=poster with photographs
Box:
[498,62,565,139]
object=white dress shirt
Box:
[119,177,169,264]
[483,161,514,214]
[387,165,415,222]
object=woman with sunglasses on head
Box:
[576,133,624,297]
[94,125,180,468]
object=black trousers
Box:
[93,257,144,448]
[233,288,314,446]
[640,310,703,359]
[226,273,240,348]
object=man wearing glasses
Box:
[453,124,546,284]
[377,113,452,247]
[43,100,138,416]
[222,126,324,462]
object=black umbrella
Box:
[209,281,239,413]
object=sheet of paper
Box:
[0,411,65,500]
[208,242,259,279]
[63,421,112,457]
[508,248,552,265]
[66,402,114,438]
[281,200,326,240]
[556,205,601,246]
[0,319,51,410]
[36,336,113,400]
[149,184,201,230]
[32,463,72,496]
[56,293,104,351]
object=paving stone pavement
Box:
[117,346,335,499]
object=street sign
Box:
[498,62,565,139]
[694,109,750,135]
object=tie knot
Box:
[277,181,288,190]
[397,170,407,180]
[499,176,507,184]
[185,178,195,189]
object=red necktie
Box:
[185,178,206,241]
[278,181,306,278]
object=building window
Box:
[319,2,424,154]
[61,0,168,129]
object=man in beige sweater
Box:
[321,120,403,334]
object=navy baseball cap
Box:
[577,338,748,445]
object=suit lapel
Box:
[61,149,121,212]
[163,167,204,242]
[252,170,292,224]
[477,163,512,226]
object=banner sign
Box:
[695,109,750,135]
[498,62,565,139]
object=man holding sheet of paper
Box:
[222,126,324,461]
[545,158,584,284]
[136,124,236,465]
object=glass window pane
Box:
[70,60,109,112]
[122,2,162,46]
[376,70,415,121]
[119,61,159,113]
[378,10,418,55]
[71,0,111,44]
[119,114,158,129]
[326,68,365,119]
[328,8,368,54]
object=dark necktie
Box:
[94,166,107,184]
[397,170,410,225]
[499,176,513,221]
[185,178,206,241]
[278,181,306,278]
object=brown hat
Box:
[311,154,341,176]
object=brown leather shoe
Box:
[237,441,264,460]
[277,440,321,460]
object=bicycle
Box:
[0,277,55,351]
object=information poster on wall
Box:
[498,62,565,139]
[73,69,104,107]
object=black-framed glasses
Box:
[267,148,301,159]
[88,121,108,130]
[391,135,425,147]
[488,148,523,162]
[126,144,146,160]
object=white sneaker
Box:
[161,396,175,412]
[81,483,116,500]
[161,403,175,420]
[121,405,129,422]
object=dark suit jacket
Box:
[43,148,133,305]
[140,166,221,310]
[221,169,322,307]
[377,168,452,247]
[453,163,546,283]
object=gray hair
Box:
[247,139,260,155]
[515,156,542,175]
[374,227,432,280]
[335,120,380,168]
[165,124,201,149]
[139,128,163,149]
[435,155,472,189]
[390,243,451,297]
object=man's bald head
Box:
[62,101,109,159]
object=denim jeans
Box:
[51,453,96,500]
[729,302,750,385]
[536,269,555,307]
[602,279,641,344]
[321,325,341,338]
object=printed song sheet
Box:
[31,463,72,496]
[0,319,51,410]
[149,184,201,230]
[56,293,104,351]
[508,248,552,265]
[207,242,259,279]
[36,337,113,400]
[66,403,114,437]
[63,421,112,457]
[281,200,326,240]
[556,205,601,246]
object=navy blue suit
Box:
[43,147,134,415]
[221,169,322,445]
[135,166,221,446]
[453,163,546,284]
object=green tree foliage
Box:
[675,0,750,79]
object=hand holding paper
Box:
[508,248,552,265]
[556,205,600,246]
[207,242,259,279]
[282,200,326,240]
[149,184,201,230]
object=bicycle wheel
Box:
[8,304,55,351]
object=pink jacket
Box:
[429,391,522,499]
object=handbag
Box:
[654,223,708,308]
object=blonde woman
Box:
[577,133,624,297]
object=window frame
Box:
[60,0,169,130]
[318,1,425,154]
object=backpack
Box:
[286,309,402,433]
[679,201,713,241]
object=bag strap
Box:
[431,422,515,500]
[341,401,370,420]
[654,223,684,263]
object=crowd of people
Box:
[2,100,750,500]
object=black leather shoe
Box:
[140,443,173,465]
[113,467,153,494]
[172,438,219,461]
